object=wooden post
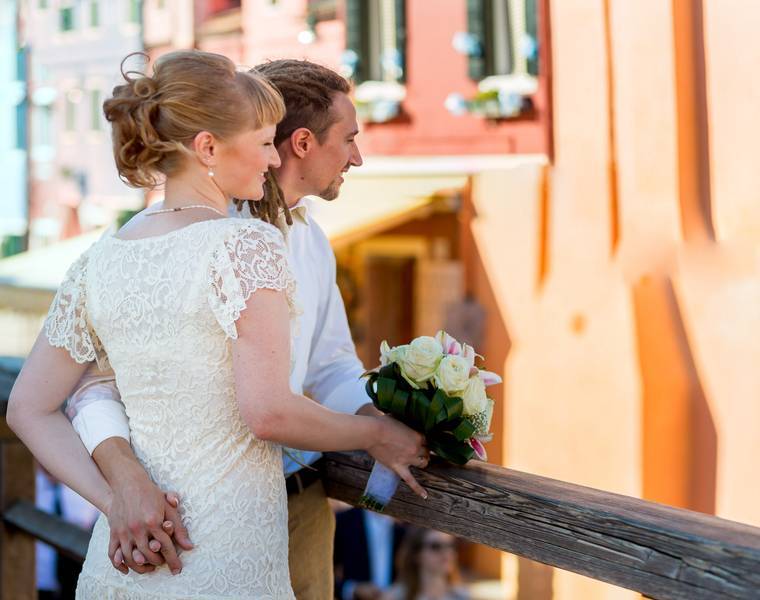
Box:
[0,403,35,600]
[0,358,34,600]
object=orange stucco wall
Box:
[467,2,760,598]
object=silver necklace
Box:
[145,204,226,217]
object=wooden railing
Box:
[2,359,760,599]
[323,453,760,600]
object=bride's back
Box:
[38,48,296,598]
[73,217,297,598]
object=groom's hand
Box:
[94,438,193,574]
[107,485,191,575]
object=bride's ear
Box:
[192,131,217,165]
[288,127,314,159]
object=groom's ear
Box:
[288,127,315,159]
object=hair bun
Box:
[103,50,284,190]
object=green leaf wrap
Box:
[363,364,481,467]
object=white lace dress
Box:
[45,218,298,599]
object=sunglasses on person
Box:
[421,540,456,553]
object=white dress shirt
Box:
[67,198,370,476]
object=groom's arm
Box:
[66,364,130,454]
[302,257,424,472]
[67,365,192,574]
[301,251,373,417]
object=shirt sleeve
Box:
[301,246,371,415]
[66,364,130,455]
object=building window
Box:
[60,5,76,32]
[344,0,406,84]
[308,0,337,26]
[15,102,27,150]
[90,89,102,130]
[64,89,80,132]
[466,0,539,80]
[127,0,142,24]
[16,45,26,82]
[205,0,242,16]
[89,1,100,27]
[34,105,54,148]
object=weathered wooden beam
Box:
[3,501,88,563]
[0,398,34,600]
[323,452,760,600]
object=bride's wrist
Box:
[362,415,385,452]
[97,488,115,516]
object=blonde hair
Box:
[104,50,285,189]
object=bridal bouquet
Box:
[359,331,501,511]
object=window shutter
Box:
[467,0,487,80]
[345,0,365,82]
[524,0,539,76]
[394,0,407,82]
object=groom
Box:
[66,59,427,599]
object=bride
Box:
[8,50,426,598]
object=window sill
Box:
[354,81,406,124]
[446,74,538,121]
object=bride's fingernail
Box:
[172,568,181,576]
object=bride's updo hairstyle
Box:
[104,50,285,188]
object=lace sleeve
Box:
[44,252,109,369]
[208,221,298,340]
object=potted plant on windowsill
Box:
[445,73,537,121]
[353,79,407,124]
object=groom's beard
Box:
[318,179,342,201]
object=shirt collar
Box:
[288,197,311,225]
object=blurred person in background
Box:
[334,507,407,599]
[36,468,60,600]
[36,467,99,599]
[384,527,469,600]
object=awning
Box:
[308,172,467,250]
[0,229,106,313]
[0,172,467,312]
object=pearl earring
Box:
[207,165,215,178]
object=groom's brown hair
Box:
[253,59,351,148]
[235,60,351,226]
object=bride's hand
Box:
[104,468,193,575]
[365,416,430,500]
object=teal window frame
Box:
[60,6,75,32]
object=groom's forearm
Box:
[92,437,147,487]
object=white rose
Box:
[461,375,488,416]
[434,354,471,395]
[380,341,408,367]
[398,336,443,388]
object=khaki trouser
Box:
[288,479,336,600]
